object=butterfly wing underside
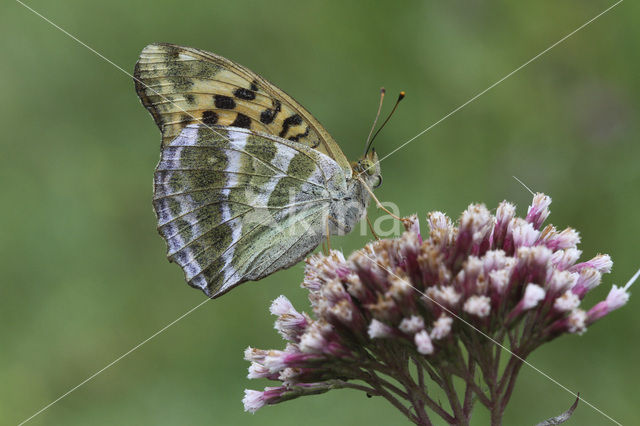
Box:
[153,125,346,297]
[134,43,351,174]
[135,43,355,297]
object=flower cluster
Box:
[243,194,631,425]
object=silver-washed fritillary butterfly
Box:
[134,43,381,298]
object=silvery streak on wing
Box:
[153,125,381,297]
[218,131,248,288]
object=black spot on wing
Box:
[279,114,303,138]
[214,95,236,109]
[250,80,259,92]
[260,99,281,124]
[288,126,310,142]
[202,110,219,125]
[185,94,195,104]
[233,87,256,100]
[230,113,251,129]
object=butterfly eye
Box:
[373,175,383,189]
[363,161,376,176]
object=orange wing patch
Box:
[134,44,350,173]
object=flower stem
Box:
[365,376,421,424]
[442,372,468,425]
[462,360,476,419]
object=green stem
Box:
[442,372,468,425]
[462,359,476,419]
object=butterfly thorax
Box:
[327,150,381,236]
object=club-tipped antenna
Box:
[364,91,405,155]
[363,87,386,155]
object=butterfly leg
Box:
[358,176,411,228]
[366,215,380,240]
[325,213,332,252]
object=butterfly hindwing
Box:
[153,124,347,297]
[134,43,352,174]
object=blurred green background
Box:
[2,0,638,424]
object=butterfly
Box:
[134,43,382,298]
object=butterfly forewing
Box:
[153,124,347,297]
[134,43,351,174]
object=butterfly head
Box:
[353,149,382,189]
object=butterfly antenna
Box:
[363,87,386,155]
[365,91,406,155]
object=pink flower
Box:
[247,362,275,379]
[526,193,551,229]
[243,194,630,425]
[414,330,434,355]
[493,201,515,249]
[243,386,286,413]
[399,315,425,334]
[587,285,630,323]
[489,268,511,294]
[571,268,602,298]
[404,214,422,243]
[547,270,579,293]
[551,248,582,270]
[567,310,587,335]
[572,254,613,274]
[522,283,546,309]
[299,321,334,354]
[430,315,453,340]
[540,227,581,251]
[425,285,461,307]
[512,221,540,248]
[506,283,546,324]
[463,295,491,318]
[554,291,581,312]
[271,296,308,342]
